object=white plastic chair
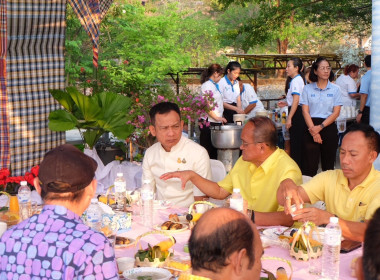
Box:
[210,159,226,182]
[209,159,227,207]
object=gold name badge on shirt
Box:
[177,158,187,164]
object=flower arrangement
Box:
[0,166,39,195]
[127,86,217,151]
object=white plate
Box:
[114,237,136,249]
[154,223,189,233]
[123,267,172,280]
[262,227,289,240]
[154,200,171,210]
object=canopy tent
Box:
[0,0,113,175]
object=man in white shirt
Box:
[239,80,265,119]
[142,102,212,207]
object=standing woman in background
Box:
[218,61,244,123]
[335,64,360,106]
[283,57,306,173]
[199,64,227,159]
[300,57,343,176]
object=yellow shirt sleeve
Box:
[364,194,380,220]
[301,172,329,204]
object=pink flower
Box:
[138,115,145,123]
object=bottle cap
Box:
[233,188,240,193]
[117,173,123,177]
[20,181,27,186]
[330,216,339,224]
[91,198,98,204]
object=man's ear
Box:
[34,177,41,195]
[232,248,247,276]
[369,150,377,164]
[149,125,156,137]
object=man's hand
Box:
[160,170,194,190]
[277,179,304,215]
[292,207,333,226]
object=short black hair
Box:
[149,102,181,126]
[365,55,371,68]
[363,207,380,280]
[247,116,278,149]
[345,123,380,155]
[224,61,241,75]
[309,57,331,83]
[189,217,255,273]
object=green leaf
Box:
[67,87,101,122]
[83,129,104,149]
[48,110,78,131]
[49,89,75,112]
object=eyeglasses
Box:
[318,66,332,71]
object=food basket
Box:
[134,230,176,268]
[186,201,217,229]
[289,222,323,261]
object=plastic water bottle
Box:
[230,188,244,213]
[141,180,154,228]
[322,217,342,280]
[17,181,31,221]
[114,172,126,210]
[86,199,102,231]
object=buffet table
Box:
[115,204,361,279]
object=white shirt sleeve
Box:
[142,150,156,191]
[290,76,304,95]
[347,78,357,94]
[192,148,212,196]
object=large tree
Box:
[215,0,371,54]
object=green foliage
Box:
[48,87,134,149]
[215,0,371,54]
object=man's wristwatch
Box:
[320,123,325,129]
[358,110,363,114]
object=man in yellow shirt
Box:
[277,123,380,242]
[179,208,263,280]
[161,116,302,226]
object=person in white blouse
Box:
[218,61,244,123]
[280,57,307,172]
[199,64,227,159]
[142,102,212,207]
[238,79,264,119]
[335,64,359,106]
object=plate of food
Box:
[262,227,290,240]
[155,221,188,233]
[168,213,188,224]
[115,236,136,249]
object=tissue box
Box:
[102,211,132,232]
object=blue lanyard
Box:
[209,79,221,93]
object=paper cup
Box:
[117,257,135,273]
[0,222,7,237]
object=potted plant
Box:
[48,87,134,150]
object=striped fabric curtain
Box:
[6,0,66,175]
[0,0,9,169]
[67,0,114,68]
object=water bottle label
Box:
[18,193,30,203]
[114,181,126,192]
[230,198,244,212]
[141,190,154,201]
[325,234,341,246]
[87,213,100,223]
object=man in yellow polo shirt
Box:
[161,116,302,226]
[277,123,380,242]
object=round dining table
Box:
[115,203,361,280]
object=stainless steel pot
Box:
[211,125,243,149]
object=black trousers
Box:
[223,102,237,124]
[288,106,306,173]
[361,106,370,125]
[199,120,219,160]
[303,118,338,177]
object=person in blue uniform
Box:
[300,57,343,176]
